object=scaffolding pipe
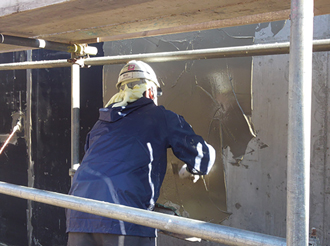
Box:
[0,34,98,55]
[70,63,80,178]
[287,0,313,245]
[0,181,286,246]
[0,39,330,71]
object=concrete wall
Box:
[222,15,330,245]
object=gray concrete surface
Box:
[222,15,330,245]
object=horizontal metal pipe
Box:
[0,59,72,70]
[86,42,291,66]
[0,39,330,71]
[0,181,285,246]
[0,34,98,55]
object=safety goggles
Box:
[120,79,162,97]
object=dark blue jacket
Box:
[66,97,215,237]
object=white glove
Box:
[179,164,201,183]
[178,164,191,179]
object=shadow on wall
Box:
[102,26,256,225]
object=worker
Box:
[66,60,216,246]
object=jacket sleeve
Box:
[165,110,216,175]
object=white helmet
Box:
[116,60,160,90]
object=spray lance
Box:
[0,111,23,155]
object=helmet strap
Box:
[143,83,158,105]
[147,88,154,100]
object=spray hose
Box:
[0,119,22,155]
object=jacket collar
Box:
[99,97,154,122]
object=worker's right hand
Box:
[178,164,191,179]
[178,164,200,183]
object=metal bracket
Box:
[67,56,91,68]
[68,43,97,57]
[67,43,97,67]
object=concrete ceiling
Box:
[0,0,330,53]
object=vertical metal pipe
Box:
[287,0,314,245]
[26,50,34,246]
[71,63,80,180]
